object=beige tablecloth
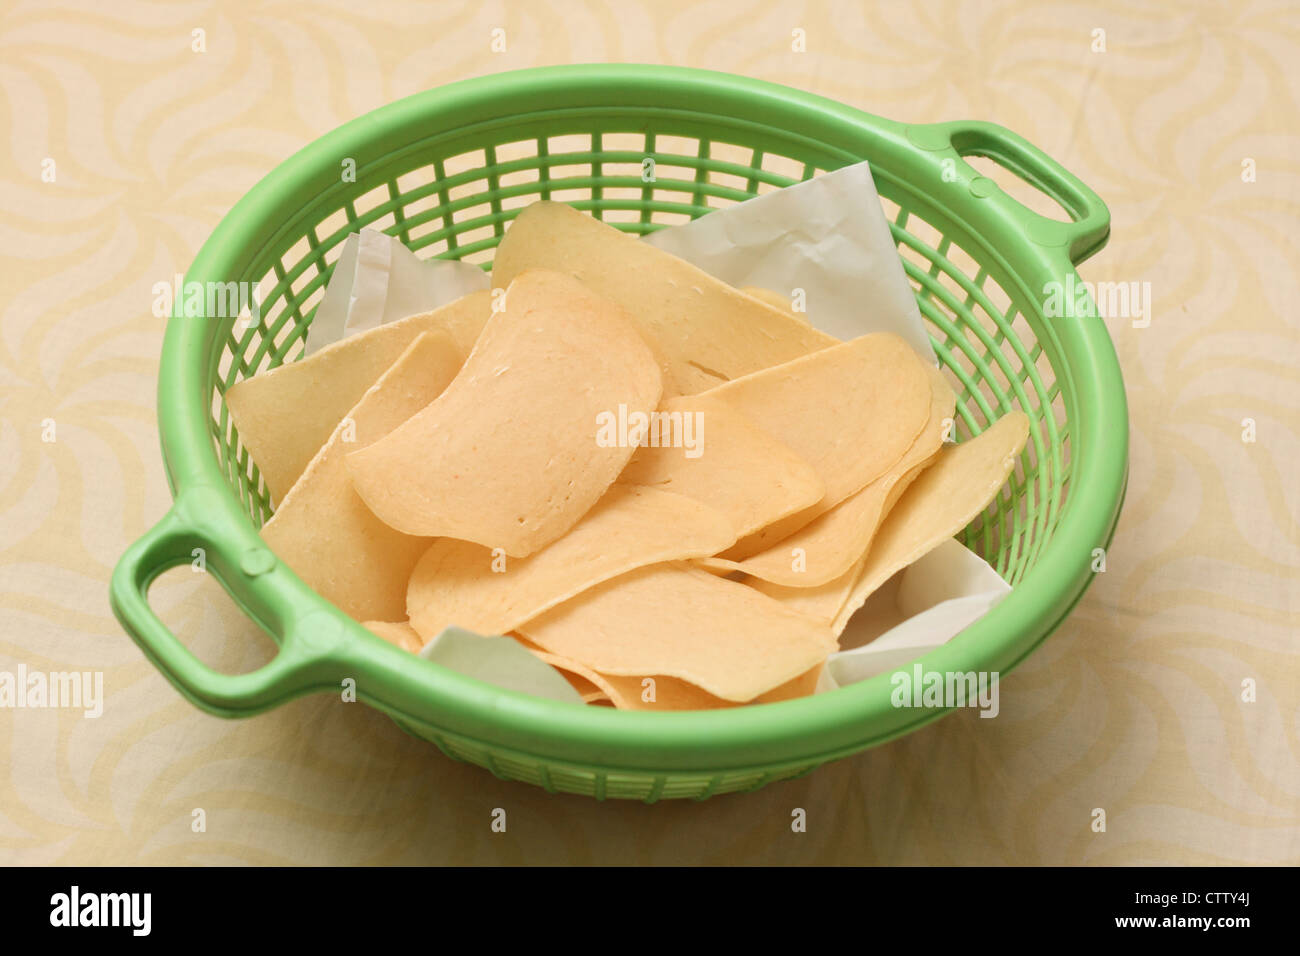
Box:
[2,0,1297,865]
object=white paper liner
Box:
[303,230,489,356]
[418,629,584,704]
[643,162,934,359]
[824,539,1010,689]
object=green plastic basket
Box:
[110,65,1127,801]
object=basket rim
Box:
[123,64,1128,773]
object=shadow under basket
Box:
[111,65,1128,801]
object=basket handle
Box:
[109,488,345,716]
[906,120,1111,265]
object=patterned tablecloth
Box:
[2,0,1297,865]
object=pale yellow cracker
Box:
[513,636,825,711]
[346,270,663,556]
[406,484,735,641]
[707,332,933,560]
[260,331,462,621]
[511,637,622,704]
[616,394,824,539]
[225,290,489,504]
[750,411,1031,633]
[699,365,956,585]
[598,664,827,711]
[491,201,838,394]
[741,286,808,323]
[518,563,835,702]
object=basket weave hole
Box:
[547,161,593,186]
[702,192,739,211]
[600,184,643,203]
[649,133,701,165]
[546,132,593,157]
[705,167,752,198]
[545,186,590,205]
[758,150,804,184]
[650,210,693,227]
[497,192,538,217]
[425,237,453,258]
[442,147,488,179]
[598,184,646,226]
[707,140,757,170]
[901,214,945,258]
[395,164,438,198]
[600,161,645,184]
[293,283,325,329]
[284,268,319,313]
[402,218,449,256]
[396,189,446,232]
[351,182,391,219]
[440,232,496,268]
[313,206,354,251]
[367,210,400,236]
[279,234,316,278]
[600,131,649,155]
[453,222,497,250]
[404,217,453,255]
[600,208,643,226]
[264,307,308,367]
[451,199,493,226]
[492,138,540,164]
[496,166,540,192]
[441,174,483,202]
[647,164,698,195]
